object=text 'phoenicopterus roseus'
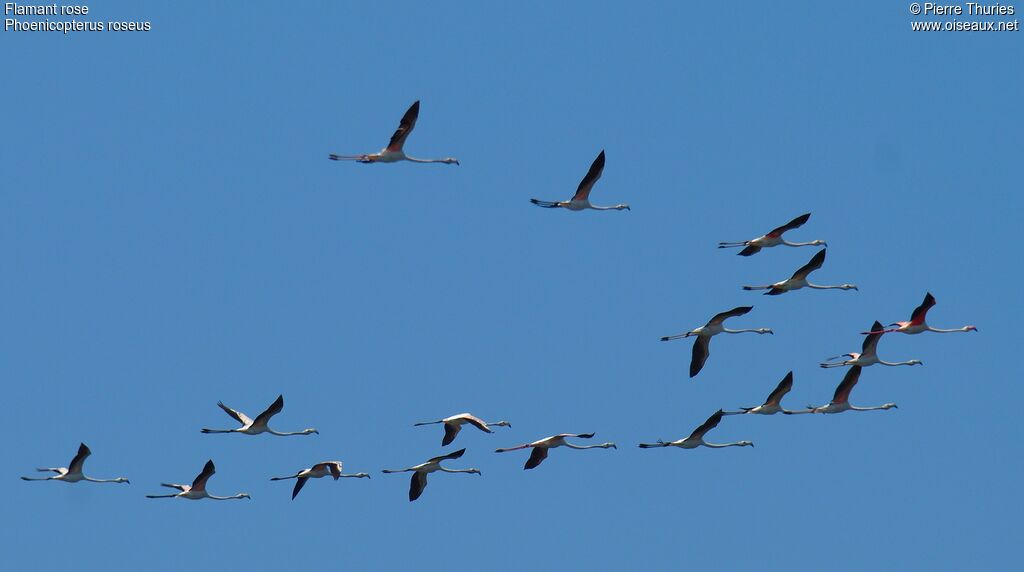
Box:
[201,394,318,437]
[800,366,898,414]
[381,448,480,502]
[495,433,616,470]
[718,213,825,256]
[863,292,977,335]
[743,249,857,295]
[660,306,773,378]
[722,371,809,415]
[21,443,129,484]
[271,461,370,500]
[639,409,753,449]
[328,100,459,165]
[820,321,923,368]
[530,150,630,211]
[145,460,250,501]
[414,412,511,446]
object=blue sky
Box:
[3,1,1021,570]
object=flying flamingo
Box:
[722,371,810,415]
[271,461,370,500]
[494,433,617,470]
[638,410,754,449]
[743,249,857,295]
[200,394,318,437]
[718,213,825,256]
[798,366,898,414]
[21,443,129,484]
[328,101,459,165]
[381,448,480,502]
[862,292,977,335]
[145,460,250,501]
[660,306,773,378]
[529,150,630,211]
[820,321,923,368]
[414,412,511,446]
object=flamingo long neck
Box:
[781,239,822,247]
[563,443,611,450]
[340,473,369,478]
[588,204,628,211]
[849,404,894,411]
[268,429,314,436]
[702,441,749,448]
[878,359,918,366]
[83,476,127,483]
[806,283,851,290]
[207,493,248,500]
[437,467,476,474]
[927,326,973,333]
[405,156,455,164]
[722,327,766,334]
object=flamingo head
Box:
[812,240,827,247]
[840,284,858,291]
[442,157,459,165]
[966,325,978,332]
[882,403,898,410]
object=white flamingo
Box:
[799,366,898,414]
[743,249,857,295]
[530,150,630,211]
[639,410,754,449]
[271,461,370,500]
[145,460,250,501]
[495,433,616,470]
[722,371,810,415]
[821,321,923,368]
[863,292,977,335]
[21,443,129,484]
[328,101,458,165]
[718,213,825,256]
[414,412,511,446]
[660,306,773,378]
[381,448,480,502]
[201,394,318,437]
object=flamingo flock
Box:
[20,102,978,505]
